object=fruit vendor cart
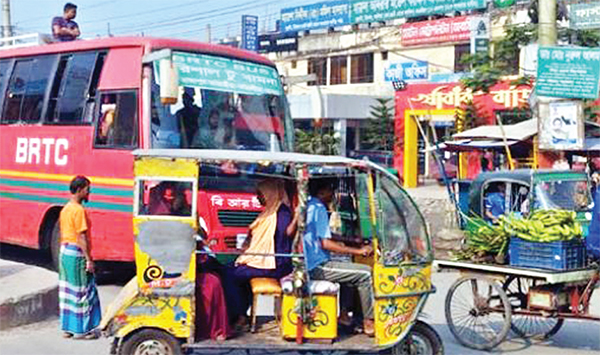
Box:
[434,260,600,350]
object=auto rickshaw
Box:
[100,149,442,355]
[459,169,593,234]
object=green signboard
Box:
[570,2,600,30]
[350,0,486,23]
[536,47,600,99]
[494,0,515,8]
[171,52,283,96]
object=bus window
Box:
[94,91,138,148]
[55,52,98,124]
[2,55,56,123]
[0,59,12,118]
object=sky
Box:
[8,0,319,41]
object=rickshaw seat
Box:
[250,278,282,333]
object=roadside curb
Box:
[0,286,58,330]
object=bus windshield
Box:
[150,52,293,152]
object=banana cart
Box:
[435,259,600,350]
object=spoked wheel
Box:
[389,320,444,355]
[503,276,564,339]
[445,276,511,350]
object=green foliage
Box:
[295,127,339,155]
[362,98,395,151]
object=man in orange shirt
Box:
[58,176,101,339]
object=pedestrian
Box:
[52,3,80,42]
[58,175,101,339]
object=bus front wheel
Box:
[118,329,182,355]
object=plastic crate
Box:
[509,237,586,271]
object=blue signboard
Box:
[241,15,258,52]
[280,0,350,32]
[384,61,428,82]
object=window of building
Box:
[307,57,327,86]
[381,51,388,61]
[2,55,56,124]
[47,51,105,124]
[94,91,138,148]
[454,44,471,73]
[351,53,374,83]
[291,60,297,69]
[330,55,348,85]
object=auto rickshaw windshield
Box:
[533,179,591,212]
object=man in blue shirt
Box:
[52,3,80,42]
[303,180,375,336]
[485,184,506,223]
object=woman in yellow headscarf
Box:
[226,179,298,326]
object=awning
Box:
[422,139,521,152]
[453,119,537,141]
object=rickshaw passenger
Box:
[148,183,191,216]
[303,180,375,337]
[484,183,506,223]
[226,179,299,327]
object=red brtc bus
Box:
[0,37,294,266]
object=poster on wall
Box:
[539,100,584,150]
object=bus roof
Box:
[0,36,274,67]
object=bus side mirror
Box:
[159,59,179,105]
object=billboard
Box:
[384,61,428,82]
[258,32,299,53]
[401,16,471,46]
[241,15,259,52]
[351,0,486,23]
[280,0,351,32]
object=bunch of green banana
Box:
[451,215,510,261]
[500,209,583,243]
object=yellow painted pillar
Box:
[458,152,468,179]
[403,113,418,188]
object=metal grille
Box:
[217,210,260,227]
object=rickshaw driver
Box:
[303,180,376,337]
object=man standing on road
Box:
[58,176,101,339]
[52,3,80,42]
[303,179,376,336]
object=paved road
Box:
[1,245,599,355]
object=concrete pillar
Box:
[334,119,347,156]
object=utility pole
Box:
[2,0,12,38]
[206,24,211,43]
[537,0,558,169]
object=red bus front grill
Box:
[217,210,260,227]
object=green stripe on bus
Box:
[0,177,132,198]
[0,191,132,213]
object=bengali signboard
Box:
[570,2,600,30]
[351,0,486,23]
[241,15,258,52]
[258,32,299,53]
[384,61,428,82]
[536,46,600,99]
[171,52,283,96]
[280,0,350,32]
[470,15,490,54]
[539,101,584,150]
[401,16,471,46]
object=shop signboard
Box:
[241,15,258,52]
[470,15,490,55]
[539,100,584,150]
[257,32,298,53]
[351,0,486,23]
[494,0,515,8]
[537,46,600,99]
[400,16,471,46]
[385,61,428,82]
[280,0,350,32]
[570,2,600,30]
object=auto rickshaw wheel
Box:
[502,276,564,339]
[445,276,511,350]
[389,320,444,355]
[118,329,182,355]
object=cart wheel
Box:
[503,276,564,338]
[118,328,182,355]
[445,276,511,350]
[388,320,444,355]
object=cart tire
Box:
[388,320,444,355]
[503,276,564,339]
[445,276,511,350]
[118,328,182,355]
